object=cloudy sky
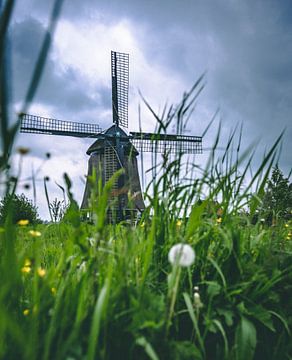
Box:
[8,0,292,219]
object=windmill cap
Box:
[86,125,138,155]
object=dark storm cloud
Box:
[11,17,110,119]
[11,0,291,174]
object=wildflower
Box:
[260,218,265,223]
[168,243,195,267]
[286,235,291,240]
[21,265,31,274]
[285,223,289,228]
[51,287,56,295]
[23,309,30,316]
[216,217,222,224]
[176,220,182,227]
[24,258,31,267]
[29,230,42,237]
[37,267,46,277]
[17,219,29,226]
[17,147,30,155]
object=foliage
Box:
[260,165,292,224]
[0,193,40,224]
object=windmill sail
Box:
[130,132,202,154]
[111,51,129,128]
[20,114,102,138]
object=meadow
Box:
[1,130,292,359]
[1,2,292,358]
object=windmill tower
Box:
[20,51,203,222]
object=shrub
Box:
[0,193,41,224]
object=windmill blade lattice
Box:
[111,51,129,128]
[20,114,102,138]
[130,132,202,154]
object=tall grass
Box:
[1,2,292,360]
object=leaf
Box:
[206,281,221,297]
[248,305,275,332]
[213,319,229,358]
[183,292,205,357]
[208,257,227,288]
[186,199,208,237]
[269,310,291,335]
[235,316,257,360]
[87,280,111,360]
[136,337,159,360]
[217,308,234,327]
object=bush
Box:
[0,193,41,224]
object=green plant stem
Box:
[165,265,182,338]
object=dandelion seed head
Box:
[168,243,195,267]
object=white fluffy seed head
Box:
[168,243,195,267]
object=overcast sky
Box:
[7,0,292,219]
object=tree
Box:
[0,193,41,225]
[260,166,292,224]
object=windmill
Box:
[20,51,203,222]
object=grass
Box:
[1,2,292,359]
[0,196,291,359]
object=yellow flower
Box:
[176,220,182,227]
[285,224,289,228]
[21,265,31,274]
[37,267,46,277]
[286,235,291,240]
[51,287,56,295]
[28,230,42,237]
[24,258,31,267]
[216,217,222,224]
[17,219,29,226]
[23,309,30,316]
